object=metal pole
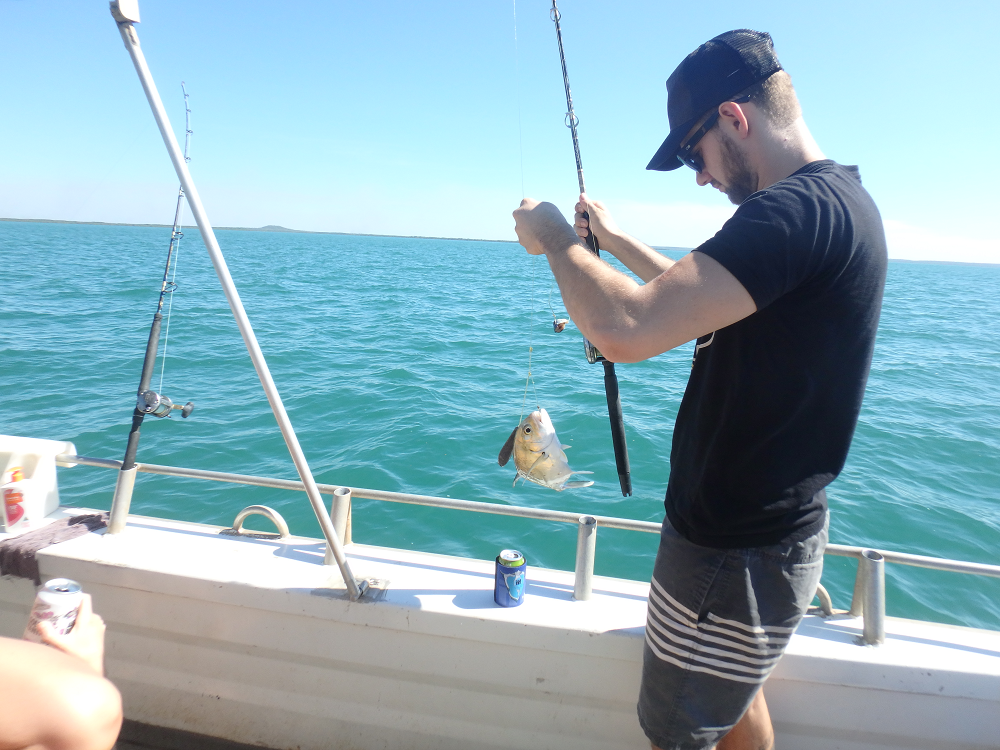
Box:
[109,1,361,600]
[860,549,885,645]
[573,515,597,600]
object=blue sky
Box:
[1,0,997,263]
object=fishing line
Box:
[513,0,525,200]
[157,82,193,393]
[520,257,539,421]
[513,0,538,421]
[157,205,183,394]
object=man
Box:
[512,29,887,750]
[0,594,122,750]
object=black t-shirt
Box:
[665,160,887,549]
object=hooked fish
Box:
[498,408,594,491]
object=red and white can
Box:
[23,578,84,643]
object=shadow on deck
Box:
[115,721,264,750]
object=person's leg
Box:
[638,514,828,750]
[0,636,122,750]
[638,519,768,750]
[716,688,773,750]
[648,690,773,750]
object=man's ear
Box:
[718,100,751,140]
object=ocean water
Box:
[1,219,999,629]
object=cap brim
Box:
[646,114,699,172]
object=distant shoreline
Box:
[0,216,693,255]
[3,217,996,266]
[0,216,517,245]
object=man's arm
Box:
[513,199,756,363]
[573,194,675,283]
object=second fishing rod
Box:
[550,0,632,498]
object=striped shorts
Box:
[637,514,827,750]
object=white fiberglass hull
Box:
[1,511,998,750]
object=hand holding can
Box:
[24,580,107,676]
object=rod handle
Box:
[603,361,632,496]
[582,211,600,255]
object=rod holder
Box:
[325,487,352,564]
[849,558,865,617]
[573,515,597,601]
[107,466,138,534]
[860,549,886,646]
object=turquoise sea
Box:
[1,219,999,629]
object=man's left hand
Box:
[512,199,578,256]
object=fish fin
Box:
[563,480,595,489]
[570,470,594,475]
[498,425,518,467]
[523,453,547,481]
[561,444,571,450]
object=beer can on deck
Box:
[494,549,526,607]
[23,578,83,643]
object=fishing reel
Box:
[137,390,194,419]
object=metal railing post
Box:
[325,488,352,564]
[860,549,886,645]
[573,515,597,601]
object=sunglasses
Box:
[676,95,751,173]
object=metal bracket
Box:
[813,582,834,617]
[220,505,291,540]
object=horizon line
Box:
[0,216,691,253]
[2,217,997,267]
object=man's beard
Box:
[719,133,759,205]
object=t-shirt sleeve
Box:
[695,186,826,310]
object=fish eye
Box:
[523,427,531,434]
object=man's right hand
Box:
[574,193,621,245]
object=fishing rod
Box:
[112,82,196,524]
[550,0,632,497]
[109,0,365,601]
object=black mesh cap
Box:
[646,30,783,172]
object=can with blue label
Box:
[494,549,526,607]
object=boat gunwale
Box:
[55,453,1000,580]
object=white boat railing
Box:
[57,453,1000,644]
